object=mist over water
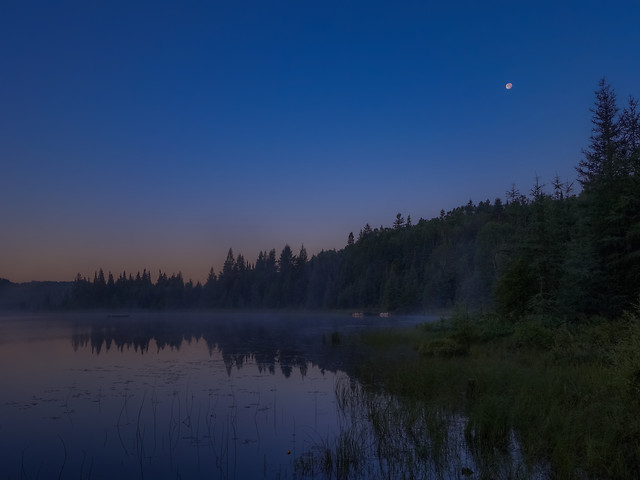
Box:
[0,312,428,479]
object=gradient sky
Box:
[2,0,639,283]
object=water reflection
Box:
[0,312,426,479]
[67,312,364,377]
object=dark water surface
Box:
[0,312,428,479]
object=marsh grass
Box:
[349,306,640,479]
[296,376,483,480]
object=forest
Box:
[3,79,639,321]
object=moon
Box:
[505,82,513,90]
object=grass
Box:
[347,305,640,479]
[296,376,477,480]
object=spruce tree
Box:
[577,78,621,187]
[619,96,640,175]
[575,80,639,315]
[393,213,405,229]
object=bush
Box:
[512,321,554,350]
[418,337,468,357]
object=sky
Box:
[2,0,639,284]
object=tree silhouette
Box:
[577,78,621,187]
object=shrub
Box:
[418,337,468,357]
[512,321,554,350]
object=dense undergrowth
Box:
[350,303,640,479]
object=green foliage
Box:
[354,308,640,479]
[418,337,468,357]
[511,319,554,350]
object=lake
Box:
[0,311,432,479]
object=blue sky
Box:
[2,0,639,283]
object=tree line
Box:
[64,79,639,319]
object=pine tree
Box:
[296,245,308,267]
[293,245,309,306]
[529,175,545,201]
[358,223,373,241]
[506,184,525,204]
[577,78,621,187]
[552,173,564,200]
[393,213,405,230]
[575,80,639,315]
[619,96,640,175]
[220,248,236,307]
[222,248,235,277]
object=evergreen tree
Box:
[296,245,308,267]
[293,245,309,306]
[278,245,295,306]
[220,249,236,307]
[222,248,235,278]
[619,96,640,174]
[552,173,564,200]
[575,81,640,315]
[506,184,527,204]
[278,245,294,274]
[264,249,279,307]
[577,78,621,187]
[393,213,405,229]
[529,175,545,201]
[204,267,217,307]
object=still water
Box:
[0,312,426,479]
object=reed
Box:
[116,393,131,457]
[297,375,481,480]
[135,393,146,479]
[56,435,67,480]
[20,448,27,480]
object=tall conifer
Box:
[577,78,620,187]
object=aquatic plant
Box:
[296,376,495,480]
